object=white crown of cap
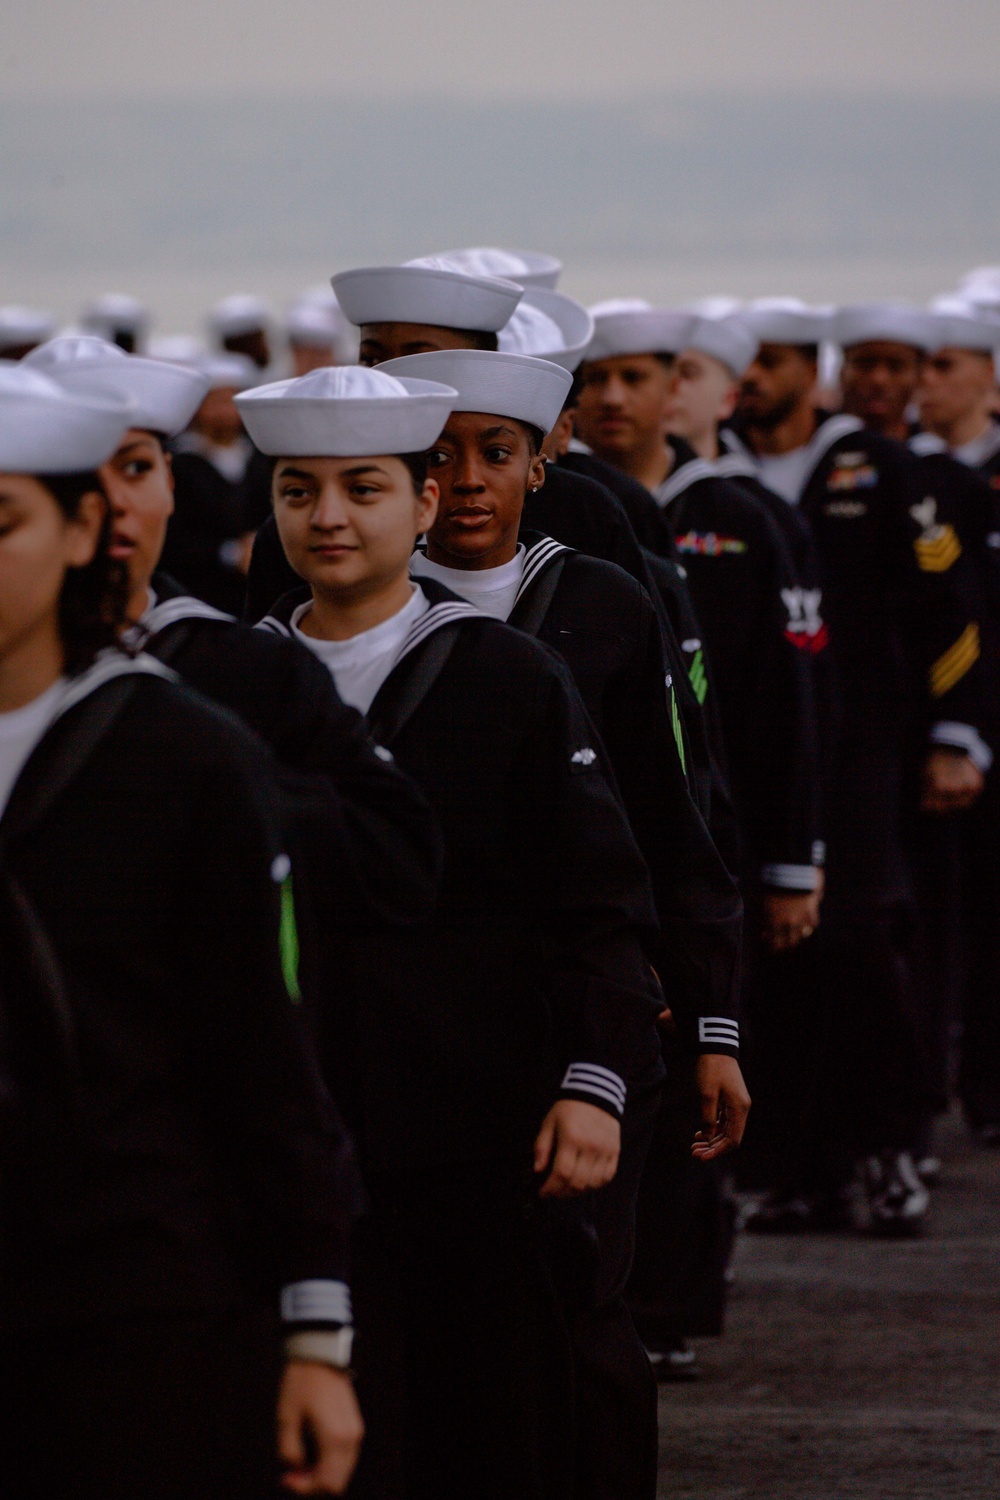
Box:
[0,306,57,346]
[82,294,150,336]
[831,303,938,352]
[926,296,1000,353]
[741,298,832,345]
[196,353,259,391]
[25,335,208,438]
[208,294,272,339]
[685,296,744,319]
[235,363,458,457]
[0,361,133,473]
[584,300,694,362]
[498,289,594,372]
[332,264,523,333]
[957,266,1000,311]
[414,247,562,290]
[379,349,573,437]
[147,334,206,367]
[682,313,759,378]
[285,295,347,347]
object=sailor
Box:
[165,352,259,612]
[728,298,988,1231]
[237,363,665,1500]
[0,305,56,361]
[576,300,823,946]
[0,362,363,1497]
[286,288,352,376]
[918,298,1000,484]
[80,292,150,353]
[381,344,747,1491]
[208,292,273,370]
[25,333,443,936]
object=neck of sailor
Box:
[0,616,64,715]
[308,566,415,644]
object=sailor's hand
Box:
[692,1053,751,1161]
[535,1100,621,1197]
[278,1360,364,1495]
[921,747,984,813]
[763,884,822,952]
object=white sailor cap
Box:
[196,353,259,391]
[414,247,562,289]
[332,264,523,334]
[0,306,57,352]
[684,296,744,320]
[81,293,151,341]
[286,291,348,348]
[0,362,133,473]
[683,314,759,378]
[957,267,1000,314]
[583,300,694,363]
[380,349,573,437]
[831,303,937,352]
[25,335,209,439]
[926,296,1000,354]
[147,334,207,367]
[235,364,458,457]
[740,299,832,346]
[208,294,272,341]
[497,289,594,372]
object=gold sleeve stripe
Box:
[930,623,980,698]
[915,526,962,573]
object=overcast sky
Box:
[3,0,1000,100]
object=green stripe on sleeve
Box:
[279,875,302,1003]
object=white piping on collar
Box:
[513,536,573,607]
[721,415,864,502]
[54,649,175,727]
[714,451,759,481]
[654,457,719,509]
[141,595,236,638]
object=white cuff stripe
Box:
[699,1018,740,1046]
[561,1063,627,1112]
[931,721,994,773]
[280,1280,352,1325]
[761,862,822,891]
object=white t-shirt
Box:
[410,545,526,621]
[0,677,68,820]
[291,585,429,713]
[756,446,814,505]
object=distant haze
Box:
[1,89,998,333]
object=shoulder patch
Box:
[910,497,962,572]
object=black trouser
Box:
[627,1043,734,1348]
[0,1305,283,1499]
[348,1161,578,1500]
[958,771,1000,1127]
[574,1068,663,1500]
[743,905,936,1193]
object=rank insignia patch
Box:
[910,497,962,572]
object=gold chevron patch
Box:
[915,525,962,573]
[930,623,980,698]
